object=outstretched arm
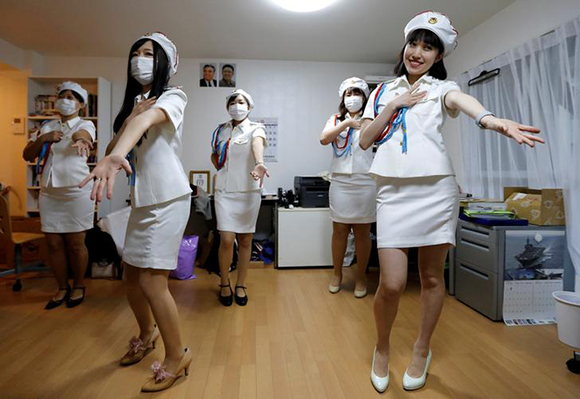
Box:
[106,97,157,155]
[79,108,168,202]
[444,90,544,147]
[251,136,269,187]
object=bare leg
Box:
[352,223,372,292]
[218,231,236,295]
[45,233,69,300]
[235,233,253,297]
[373,248,408,377]
[329,222,351,289]
[406,244,449,377]
[138,268,184,370]
[64,232,88,300]
[124,263,156,343]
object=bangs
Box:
[227,94,249,107]
[344,87,366,98]
[406,29,444,54]
[129,38,151,56]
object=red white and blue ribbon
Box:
[126,150,136,186]
[211,123,230,170]
[373,82,408,153]
[35,142,52,175]
[331,115,354,158]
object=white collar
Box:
[391,74,436,88]
[344,112,362,120]
[229,117,252,130]
[62,116,81,128]
[135,91,151,103]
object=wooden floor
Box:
[0,266,578,399]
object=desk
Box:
[450,219,570,321]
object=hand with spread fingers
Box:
[130,97,157,120]
[79,154,132,202]
[481,116,544,147]
[72,138,93,158]
[250,163,270,188]
[388,82,427,111]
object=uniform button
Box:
[400,142,403,146]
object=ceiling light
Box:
[271,0,339,13]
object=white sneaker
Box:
[370,347,389,393]
[402,350,432,391]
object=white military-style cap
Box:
[404,11,458,56]
[226,89,254,109]
[338,77,370,98]
[137,32,179,76]
[57,81,88,104]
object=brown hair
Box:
[337,88,368,122]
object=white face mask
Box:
[228,103,250,121]
[55,98,79,116]
[131,56,154,85]
[344,95,364,113]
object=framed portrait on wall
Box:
[199,63,218,88]
[219,63,236,88]
[189,170,210,194]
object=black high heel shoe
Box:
[218,282,233,307]
[45,286,71,310]
[234,285,248,306]
[66,286,86,308]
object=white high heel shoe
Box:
[402,350,432,391]
[370,347,389,393]
[328,276,341,294]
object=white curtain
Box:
[458,17,580,291]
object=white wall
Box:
[42,56,391,205]
[0,38,44,75]
[443,0,580,188]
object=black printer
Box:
[294,176,330,208]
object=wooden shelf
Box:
[26,76,111,218]
[28,115,58,120]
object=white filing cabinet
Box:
[277,207,333,268]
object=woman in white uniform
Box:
[81,32,191,393]
[22,81,95,310]
[211,89,269,307]
[320,77,375,298]
[359,12,544,393]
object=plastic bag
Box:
[170,235,199,280]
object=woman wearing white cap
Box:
[320,77,375,298]
[80,32,191,392]
[210,89,269,307]
[359,11,544,392]
[22,81,95,310]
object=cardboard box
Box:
[504,187,566,226]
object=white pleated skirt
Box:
[375,175,459,248]
[330,173,376,224]
[39,182,95,234]
[215,190,261,234]
[123,194,191,270]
